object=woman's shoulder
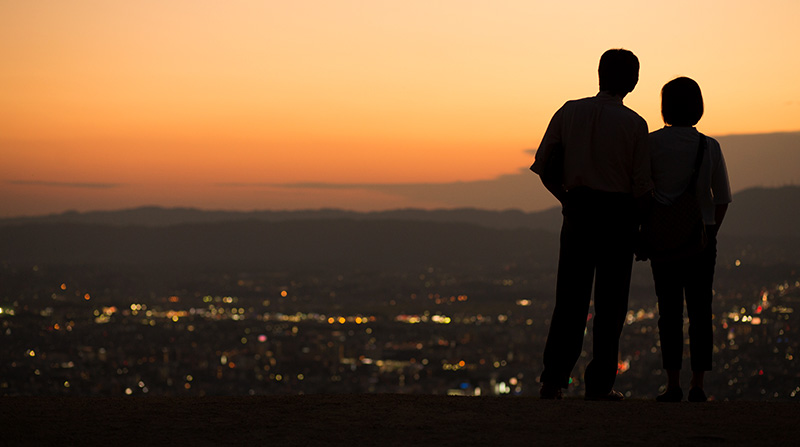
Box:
[699,132,717,142]
[649,125,698,139]
[701,133,723,153]
[647,127,671,147]
[648,126,696,149]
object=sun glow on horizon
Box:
[2,0,800,216]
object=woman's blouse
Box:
[649,126,732,225]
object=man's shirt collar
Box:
[596,91,624,104]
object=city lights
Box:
[1,260,798,400]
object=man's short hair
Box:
[598,49,639,96]
[661,77,704,126]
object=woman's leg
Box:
[691,371,705,389]
[666,369,681,389]
[685,226,718,387]
[652,259,688,401]
[652,260,686,376]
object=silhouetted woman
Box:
[648,77,731,402]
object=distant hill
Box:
[0,206,565,232]
[0,186,797,269]
[0,219,559,269]
[0,206,329,227]
[720,185,800,238]
[1,185,797,237]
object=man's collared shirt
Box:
[531,92,653,197]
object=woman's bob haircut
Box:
[661,77,704,126]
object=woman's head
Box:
[661,77,704,126]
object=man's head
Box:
[661,76,704,127]
[598,49,639,98]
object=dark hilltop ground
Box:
[2,395,797,446]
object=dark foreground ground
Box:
[1,395,797,446]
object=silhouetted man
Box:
[531,49,652,400]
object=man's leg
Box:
[584,241,633,396]
[583,198,636,398]
[540,214,595,390]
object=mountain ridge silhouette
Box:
[1,185,797,237]
[1,186,796,269]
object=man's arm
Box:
[714,203,728,231]
[632,120,653,198]
[531,107,566,203]
[541,177,567,204]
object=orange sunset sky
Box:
[2,0,800,217]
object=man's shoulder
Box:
[564,96,646,124]
[602,103,648,133]
[562,96,597,108]
[614,102,647,123]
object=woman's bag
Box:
[642,134,708,261]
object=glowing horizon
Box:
[2,1,800,217]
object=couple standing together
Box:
[531,49,731,402]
